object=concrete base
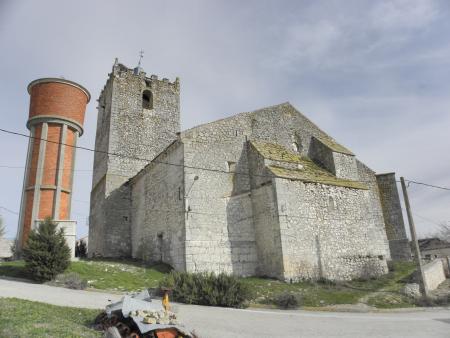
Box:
[34,219,77,259]
[0,238,13,259]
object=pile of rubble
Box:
[95,290,196,338]
[130,309,178,326]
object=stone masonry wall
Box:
[130,142,185,271]
[89,62,180,257]
[182,103,333,157]
[250,183,284,278]
[275,178,389,281]
[182,137,258,276]
[247,143,284,278]
[356,160,392,261]
[333,152,358,180]
[179,102,390,280]
[308,137,335,174]
[309,137,358,180]
[376,173,411,260]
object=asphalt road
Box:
[1,278,449,338]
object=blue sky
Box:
[0,0,449,239]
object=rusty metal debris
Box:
[95,289,196,338]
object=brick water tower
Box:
[16,78,90,256]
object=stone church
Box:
[89,60,411,281]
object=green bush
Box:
[75,240,87,258]
[22,218,70,282]
[160,271,250,308]
[273,292,301,309]
[414,295,450,307]
[317,277,337,286]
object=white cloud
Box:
[370,0,439,31]
[278,21,341,68]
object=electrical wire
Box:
[2,127,449,197]
[0,127,379,182]
[404,179,450,192]
[412,212,445,228]
[0,206,19,215]
[0,165,92,172]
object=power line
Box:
[2,127,449,192]
[0,206,19,215]
[404,179,450,192]
[0,206,90,218]
[0,127,255,178]
[0,165,92,172]
[412,212,445,227]
[0,127,375,182]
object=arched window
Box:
[292,142,299,152]
[142,90,153,109]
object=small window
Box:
[142,90,153,109]
[292,142,299,152]
[227,161,236,172]
[327,196,336,211]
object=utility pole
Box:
[400,177,429,297]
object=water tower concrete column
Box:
[16,78,90,257]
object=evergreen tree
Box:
[23,218,70,282]
[78,239,87,258]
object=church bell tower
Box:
[89,59,180,257]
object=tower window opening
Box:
[142,90,153,109]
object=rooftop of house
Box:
[418,238,450,250]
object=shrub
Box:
[273,292,301,309]
[414,295,450,307]
[317,277,337,286]
[54,272,88,290]
[75,240,87,258]
[160,271,250,308]
[22,218,70,282]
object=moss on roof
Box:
[250,141,304,164]
[250,140,366,189]
[316,136,354,155]
[269,165,367,189]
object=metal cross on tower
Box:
[138,50,144,68]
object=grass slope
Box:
[0,298,101,338]
[0,260,417,308]
[243,277,366,307]
[244,261,417,308]
[68,259,170,291]
[0,259,170,292]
